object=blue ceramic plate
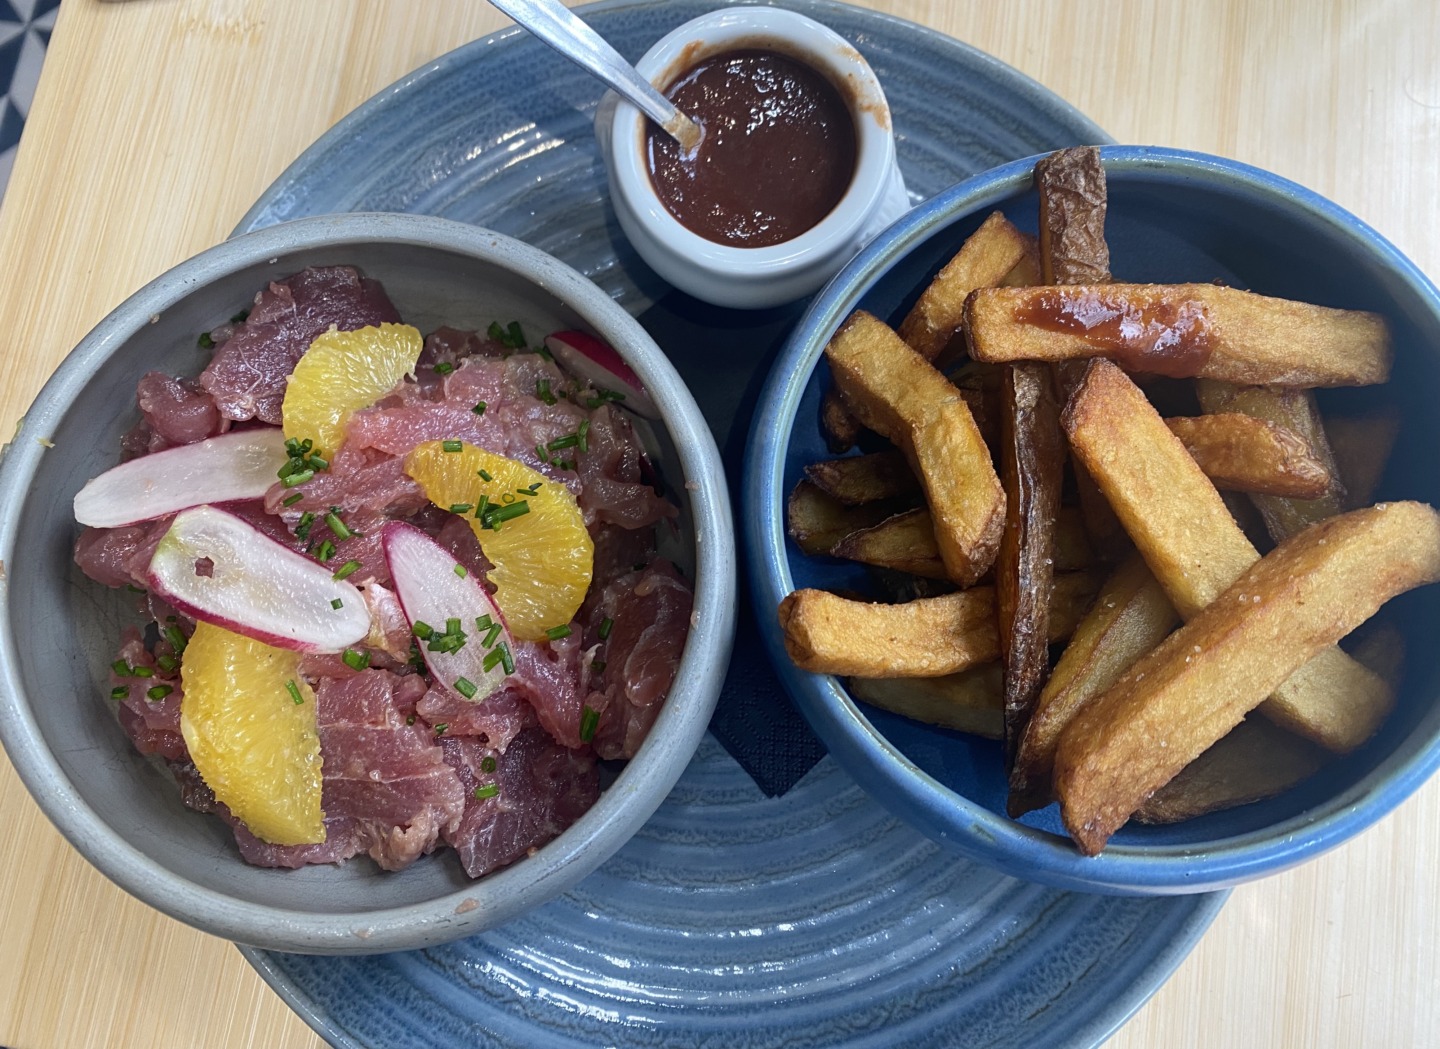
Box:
[234,2,1225,1045]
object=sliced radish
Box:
[148,505,369,653]
[381,520,514,704]
[545,330,659,418]
[74,428,289,528]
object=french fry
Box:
[804,450,919,506]
[777,571,1099,678]
[820,385,864,453]
[897,211,1036,363]
[1133,717,1326,825]
[1035,146,1111,286]
[1001,250,1044,288]
[1063,359,1392,752]
[1164,413,1333,498]
[826,311,1006,585]
[786,480,904,556]
[997,362,1066,763]
[1326,408,1402,507]
[1348,620,1405,686]
[830,508,948,579]
[849,664,1003,738]
[1055,501,1440,854]
[1008,553,1178,815]
[1053,507,1096,571]
[1195,380,1345,541]
[965,283,1392,387]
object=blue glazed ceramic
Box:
[227,3,1230,1045]
[746,145,1440,895]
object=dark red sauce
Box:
[1016,288,1215,377]
[646,48,857,248]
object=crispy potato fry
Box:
[1008,553,1178,815]
[1133,716,1326,824]
[831,508,948,579]
[1064,359,1392,752]
[820,385,864,453]
[898,212,1036,363]
[777,571,1098,678]
[1035,146,1111,286]
[1348,620,1405,685]
[1001,249,1044,288]
[1164,413,1333,498]
[997,362,1066,762]
[1195,380,1344,541]
[1053,506,1095,572]
[1326,408,1402,507]
[826,311,1006,585]
[786,480,904,556]
[1055,501,1440,854]
[965,283,1392,387]
[804,450,918,506]
[849,664,1003,738]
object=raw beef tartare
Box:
[73,266,692,878]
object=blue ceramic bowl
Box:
[746,145,1440,895]
[0,213,735,952]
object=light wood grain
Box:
[1,1,1437,1047]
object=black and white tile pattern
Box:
[0,0,59,201]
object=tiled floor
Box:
[0,0,59,202]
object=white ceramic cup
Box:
[599,7,910,310]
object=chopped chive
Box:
[557,459,576,472]
[507,321,525,347]
[454,677,477,699]
[579,705,600,742]
[156,654,179,673]
[230,309,250,324]
[500,491,516,504]
[163,624,188,654]
[526,482,542,495]
[331,597,344,610]
[577,420,590,453]
[487,320,505,342]
[546,624,572,641]
[309,455,329,470]
[477,468,492,482]
[535,443,549,464]
[285,680,304,705]
[442,439,463,453]
[480,756,497,773]
[112,659,132,677]
[449,503,473,515]
[472,401,487,416]
[481,501,530,530]
[342,648,370,671]
[131,665,154,678]
[198,332,215,350]
[283,492,304,507]
[453,563,467,577]
[474,495,489,520]
[281,468,314,488]
[434,362,455,376]
[434,723,449,736]
[535,342,553,362]
[482,622,502,648]
[497,641,514,675]
[475,614,493,632]
[110,686,129,700]
[147,684,174,702]
[446,617,462,636]
[536,379,556,405]
[315,539,336,563]
[598,616,613,640]
[482,646,504,673]
[406,714,416,726]
[474,783,499,800]
[591,659,607,674]
[412,620,435,640]
[325,512,352,540]
[295,512,316,542]
[332,559,362,581]
[547,433,580,451]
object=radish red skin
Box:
[147,504,370,653]
[544,331,659,418]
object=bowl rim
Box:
[0,212,736,952]
[745,143,1440,894]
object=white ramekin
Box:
[598,7,910,310]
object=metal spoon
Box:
[489,0,702,152]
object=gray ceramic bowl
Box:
[747,145,1440,894]
[0,213,734,953]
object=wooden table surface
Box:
[1,1,1436,1046]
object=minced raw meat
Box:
[76,266,692,878]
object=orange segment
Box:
[179,622,324,845]
[404,441,594,641]
[282,322,423,457]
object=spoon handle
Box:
[489,0,701,149]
